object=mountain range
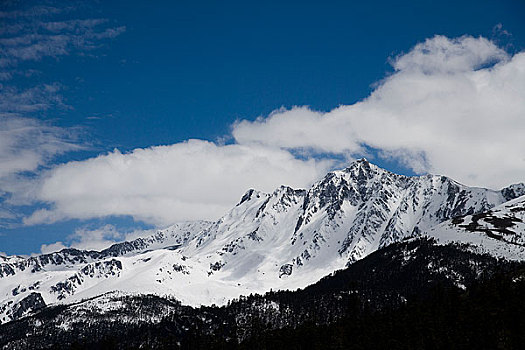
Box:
[1,159,524,348]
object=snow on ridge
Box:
[425,196,525,261]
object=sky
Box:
[1,0,524,255]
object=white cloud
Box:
[233,35,525,189]
[234,106,364,155]
[66,224,123,251]
[391,35,508,73]
[39,224,157,254]
[26,140,331,226]
[0,117,81,198]
[40,241,66,254]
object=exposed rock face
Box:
[0,292,46,323]
[279,264,293,278]
[501,183,525,201]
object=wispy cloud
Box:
[0,7,125,68]
[0,5,67,20]
[0,83,66,115]
[0,2,125,228]
[40,224,123,253]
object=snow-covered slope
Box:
[426,195,525,260]
[1,159,524,324]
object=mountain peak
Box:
[343,157,378,172]
[348,157,371,167]
[339,158,383,183]
[237,188,257,206]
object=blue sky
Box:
[1,0,525,255]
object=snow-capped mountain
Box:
[1,159,524,324]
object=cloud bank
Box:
[27,141,331,226]
[11,35,525,229]
[234,35,525,188]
